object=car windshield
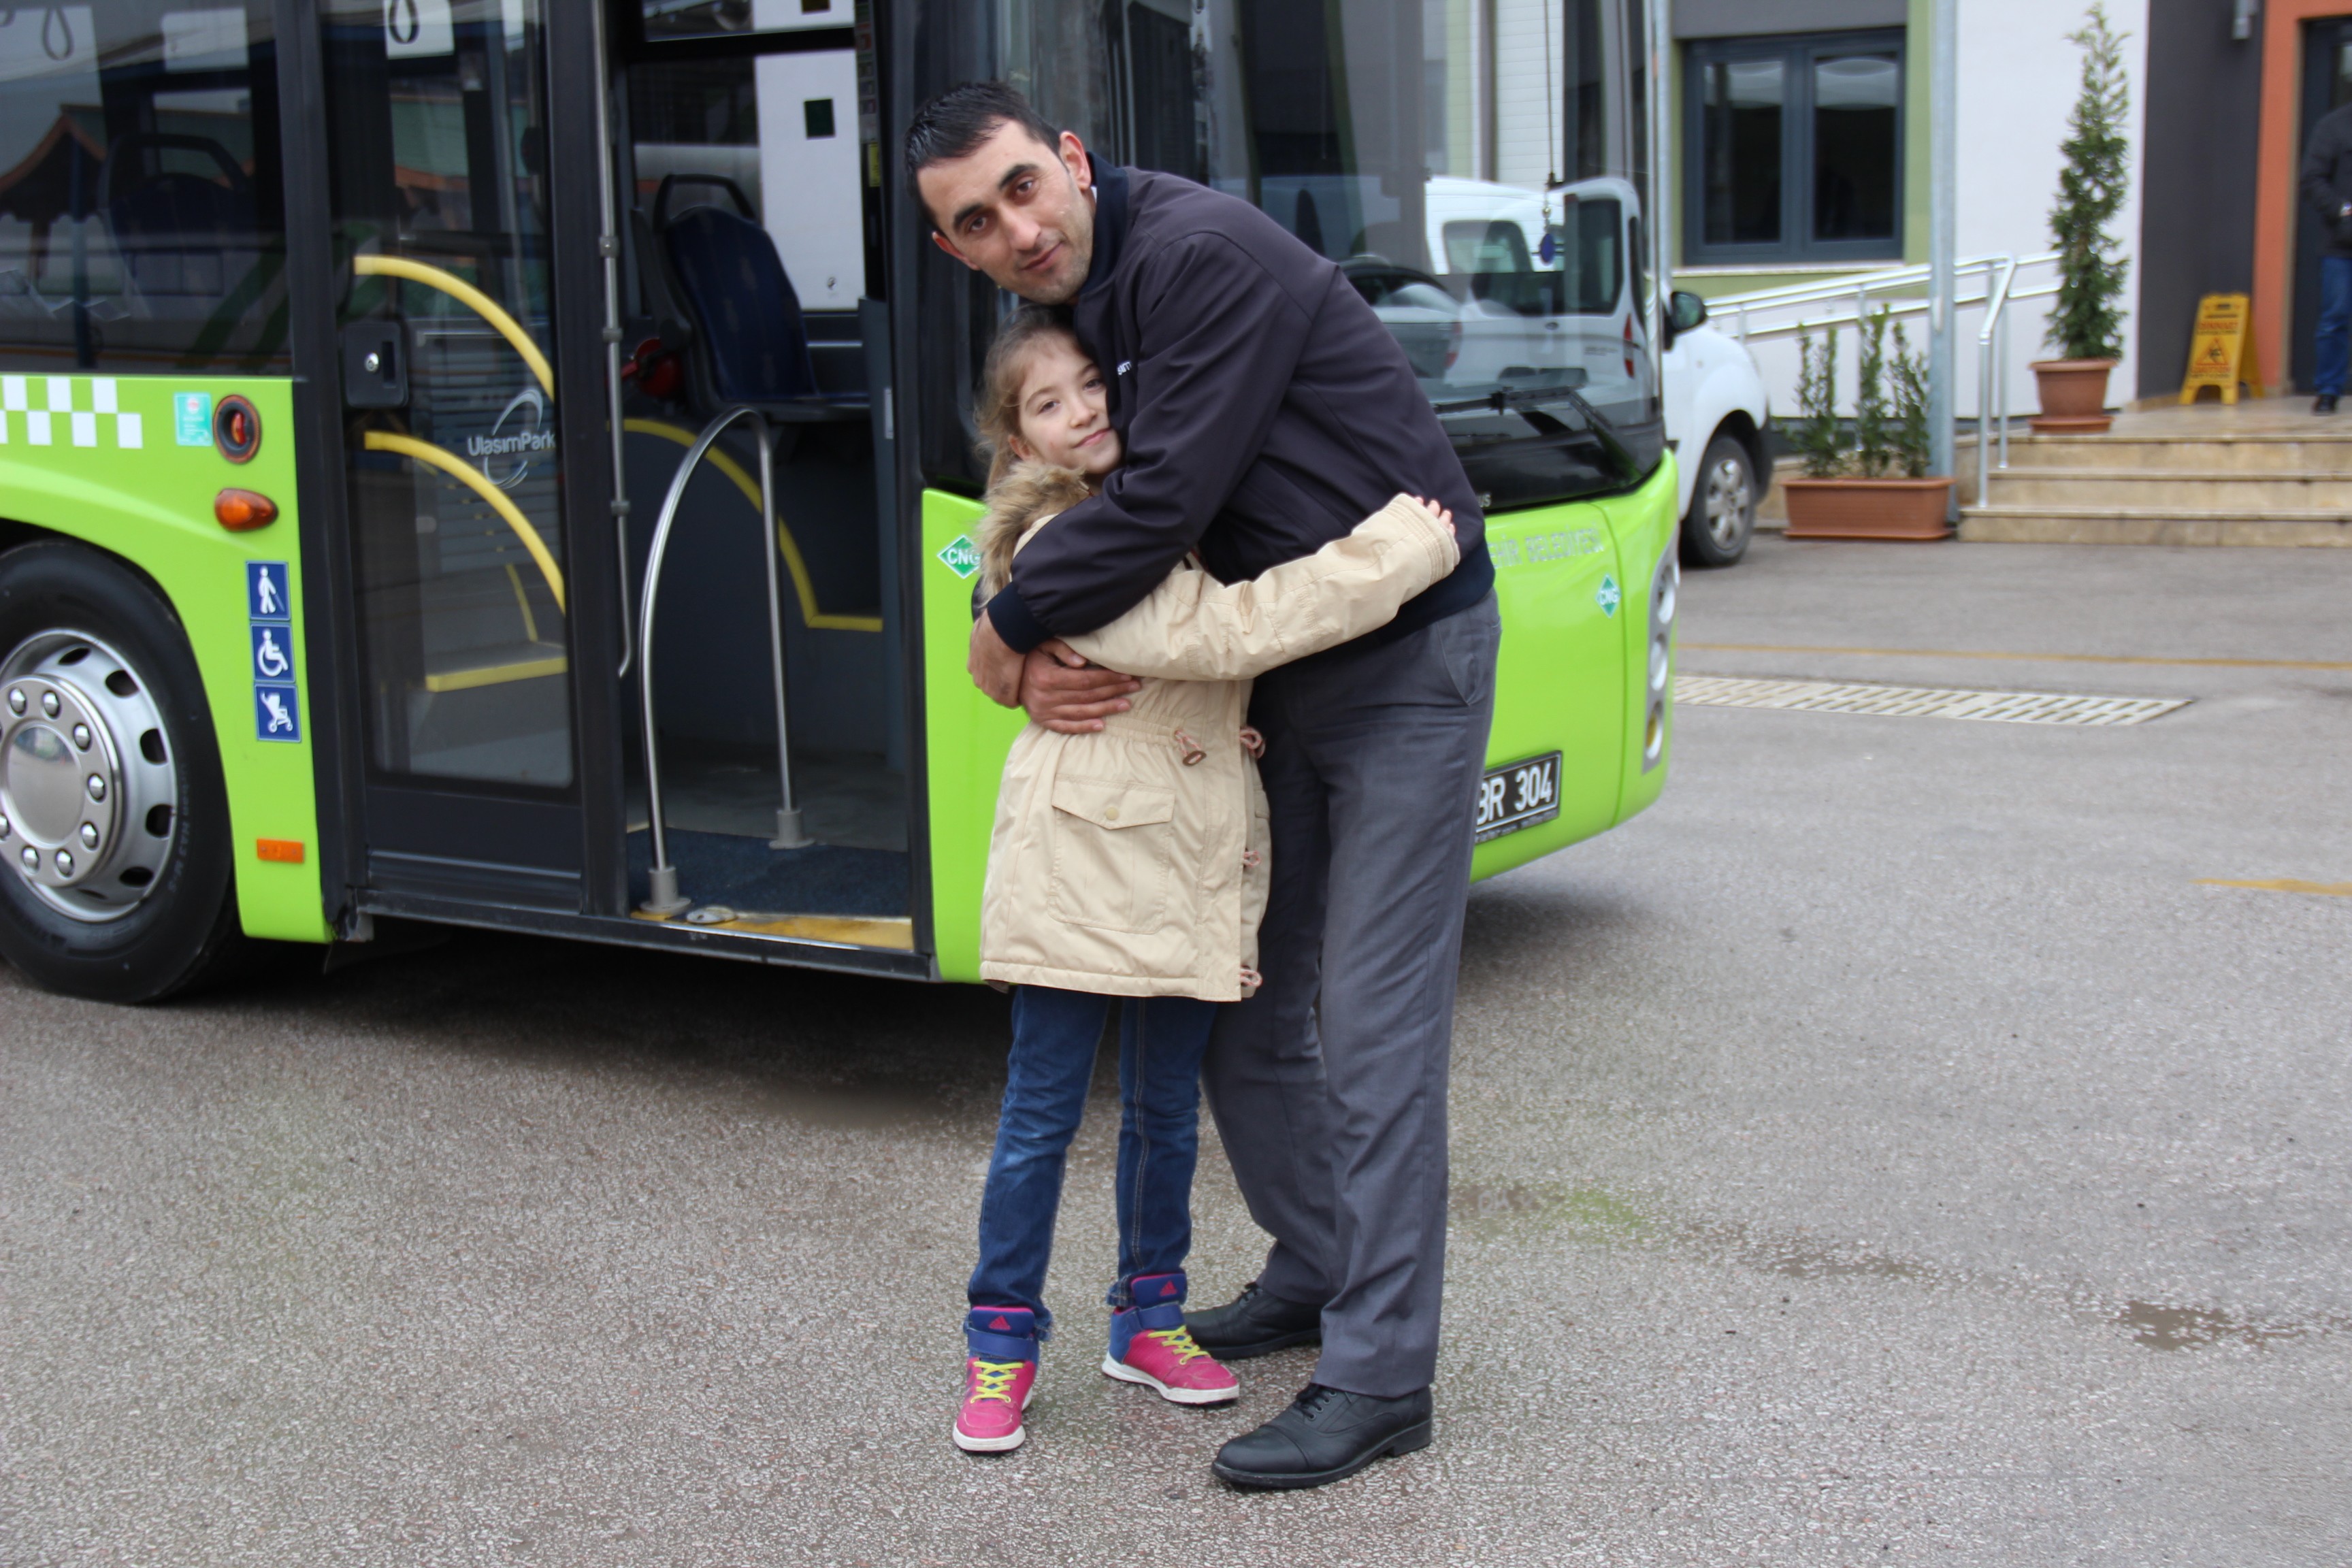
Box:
[1003,0,1663,500]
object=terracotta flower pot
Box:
[1782,475,1955,541]
[2029,358,2116,433]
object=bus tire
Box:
[0,540,254,1003]
[1681,431,1757,568]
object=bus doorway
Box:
[325,0,911,951]
[610,4,911,947]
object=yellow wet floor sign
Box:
[2180,293,2264,404]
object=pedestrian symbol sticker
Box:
[1595,574,1621,617]
[250,624,293,682]
[176,392,213,446]
[937,535,981,579]
[248,561,287,621]
[245,561,299,742]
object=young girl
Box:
[952,307,1460,1454]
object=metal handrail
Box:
[635,404,811,918]
[1705,250,2062,502]
[1976,253,2062,495]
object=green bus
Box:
[0,0,1677,1003]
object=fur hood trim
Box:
[977,462,1096,597]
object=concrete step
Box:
[1957,506,2352,546]
[1979,469,2352,510]
[1960,433,2352,473]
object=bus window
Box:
[628,50,862,316]
[1001,0,1665,509]
[0,3,287,374]
[642,0,852,44]
[323,0,572,789]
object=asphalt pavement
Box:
[4,536,2349,1566]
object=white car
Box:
[1427,176,1772,566]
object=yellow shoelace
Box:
[1144,1326,1211,1365]
[967,1358,1025,1403]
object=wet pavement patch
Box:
[2114,1301,2313,1352]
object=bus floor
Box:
[623,741,911,935]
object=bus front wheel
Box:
[0,541,252,1002]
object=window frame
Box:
[1680,27,1906,267]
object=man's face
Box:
[919,122,1096,305]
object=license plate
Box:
[1473,751,1562,843]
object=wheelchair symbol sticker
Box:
[250,624,294,683]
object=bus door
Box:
[606,3,912,951]
[318,0,602,911]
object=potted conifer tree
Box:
[2031,4,2131,434]
[1782,312,1953,539]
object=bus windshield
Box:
[1003,0,1663,506]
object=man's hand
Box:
[1024,639,1139,734]
[968,609,1029,708]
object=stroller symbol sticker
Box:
[255,685,300,741]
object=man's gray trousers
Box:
[1202,594,1500,1397]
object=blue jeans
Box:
[2319,255,2352,396]
[967,986,1217,1339]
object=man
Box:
[2301,98,2352,414]
[908,82,1499,1490]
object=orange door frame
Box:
[2255,0,2352,391]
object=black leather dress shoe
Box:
[2317,394,2339,414]
[1183,1279,1322,1360]
[1211,1384,1433,1490]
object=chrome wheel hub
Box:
[0,633,177,921]
[1704,456,1754,549]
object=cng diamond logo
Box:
[1595,574,1621,617]
[937,535,981,579]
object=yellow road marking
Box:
[2195,878,2352,897]
[1682,641,2352,672]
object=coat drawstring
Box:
[1172,728,1207,766]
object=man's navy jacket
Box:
[981,162,1494,654]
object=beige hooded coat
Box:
[975,463,1460,1000]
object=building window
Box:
[1683,30,1903,265]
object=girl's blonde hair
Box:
[974,304,1081,489]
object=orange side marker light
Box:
[255,838,305,864]
[216,489,278,531]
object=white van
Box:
[1333,174,1773,566]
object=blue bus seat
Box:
[650,173,863,423]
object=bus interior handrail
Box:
[634,404,811,919]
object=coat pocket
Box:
[1047,775,1178,934]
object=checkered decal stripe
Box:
[0,377,145,450]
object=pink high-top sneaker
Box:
[954,1306,1040,1454]
[1102,1271,1239,1405]
[953,1356,1039,1452]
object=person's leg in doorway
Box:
[2316,254,2352,410]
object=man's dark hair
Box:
[903,81,1061,225]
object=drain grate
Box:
[1673,675,2189,726]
